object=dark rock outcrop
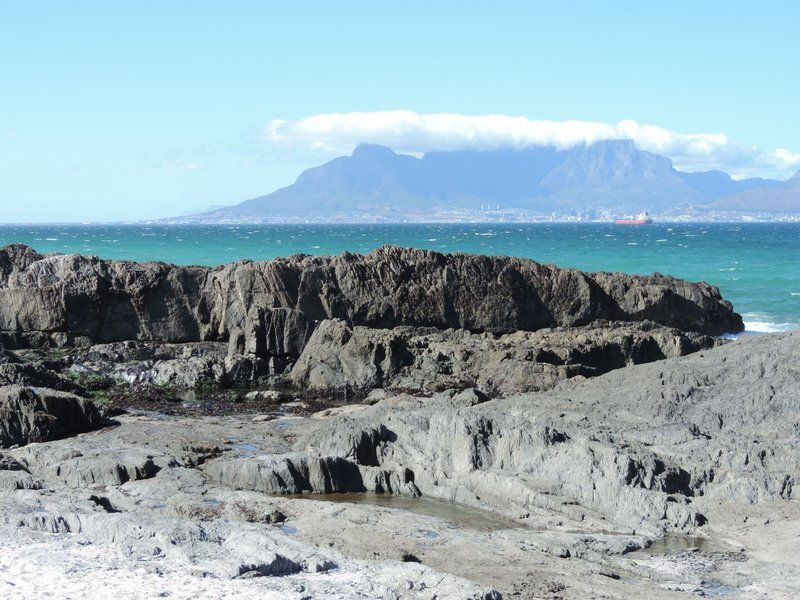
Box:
[0,385,103,448]
[0,245,743,363]
[0,361,85,393]
[0,341,11,364]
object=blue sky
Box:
[1,1,798,222]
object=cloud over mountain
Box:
[265,111,798,178]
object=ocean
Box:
[1,223,798,333]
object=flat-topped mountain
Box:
[175,141,798,222]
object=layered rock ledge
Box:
[0,243,743,358]
[2,333,799,598]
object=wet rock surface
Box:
[8,318,723,408]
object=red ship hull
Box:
[615,219,652,225]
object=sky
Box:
[1,1,799,222]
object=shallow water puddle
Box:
[286,493,525,531]
[632,535,743,597]
[638,534,737,555]
[703,583,738,597]
[231,442,259,453]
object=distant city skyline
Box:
[1,2,799,222]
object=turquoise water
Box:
[1,223,799,332]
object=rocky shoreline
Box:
[2,245,798,598]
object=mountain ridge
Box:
[176,141,800,222]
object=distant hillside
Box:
[699,170,800,213]
[174,141,795,222]
[677,170,783,198]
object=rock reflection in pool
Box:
[640,535,732,555]
[286,493,524,531]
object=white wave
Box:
[791,292,800,296]
[743,321,800,333]
[739,311,800,334]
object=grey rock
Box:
[203,453,365,495]
[0,424,501,598]
[244,390,289,402]
[4,244,798,598]
[3,327,800,597]
[0,340,11,364]
[289,318,723,396]
[292,332,800,536]
[0,245,742,363]
[0,361,84,393]
[0,451,42,490]
[0,385,102,448]
[68,341,268,388]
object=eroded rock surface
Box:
[4,244,793,599]
[1,333,799,598]
[67,340,269,388]
[291,332,800,527]
[0,385,102,448]
[0,244,742,362]
[289,319,722,396]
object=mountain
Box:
[196,143,570,221]
[180,141,793,222]
[677,170,783,198]
[699,170,800,213]
[217,144,421,221]
[539,140,702,209]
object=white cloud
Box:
[264,111,799,178]
[774,148,800,168]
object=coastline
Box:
[1,222,798,334]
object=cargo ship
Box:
[615,211,652,225]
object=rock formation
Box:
[1,333,799,597]
[0,244,743,364]
[5,244,793,599]
[0,385,102,447]
[287,319,722,396]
